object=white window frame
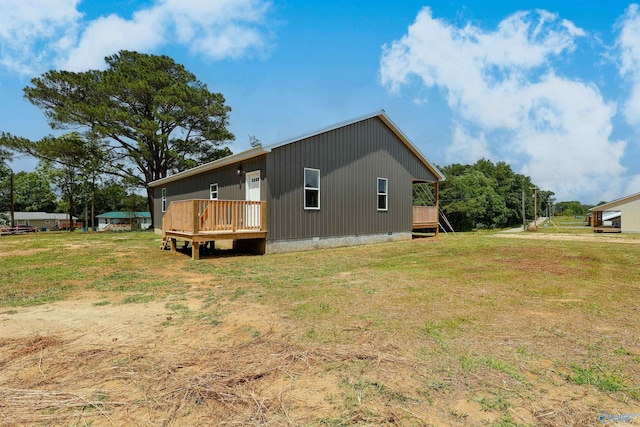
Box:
[377,177,388,211]
[304,168,320,210]
[161,188,167,212]
[210,183,219,200]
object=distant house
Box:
[590,192,640,233]
[2,212,79,230]
[96,212,152,231]
[149,111,445,259]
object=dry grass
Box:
[0,330,412,425]
[0,230,639,426]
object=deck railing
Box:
[163,199,266,234]
[412,205,438,228]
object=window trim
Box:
[161,188,167,212]
[304,167,320,210]
[377,177,388,211]
[209,183,219,200]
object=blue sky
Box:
[1,0,640,204]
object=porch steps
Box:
[160,235,169,250]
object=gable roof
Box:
[7,212,78,221]
[96,211,151,219]
[589,192,640,211]
[148,110,444,187]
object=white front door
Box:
[245,170,261,227]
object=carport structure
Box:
[590,192,640,233]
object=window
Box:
[304,168,320,209]
[161,188,167,212]
[377,178,388,211]
[210,183,219,200]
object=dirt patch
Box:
[0,248,48,257]
[3,295,635,426]
[0,298,169,346]
[495,232,640,244]
[0,299,420,425]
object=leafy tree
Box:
[89,182,147,213]
[440,169,509,231]
[555,201,588,216]
[538,190,555,217]
[41,134,94,230]
[92,182,128,214]
[13,165,57,212]
[439,159,552,230]
[249,135,262,147]
[1,133,111,229]
[0,148,12,213]
[20,50,234,226]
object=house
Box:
[2,212,79,230]
[590,192,640,233]
[96,211,152,231]
[148,110,445,259]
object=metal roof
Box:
[589,192,640,212]
[148,110,444,187]
[6,212,78,220]
[602,211,621,220]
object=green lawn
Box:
[1,230,639,426]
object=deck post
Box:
[435,182,439,237]
[170,238,176,252]
[232,204,238,232]
[261,202,267,231]
[192,200,200,234]
[192,242,200,260]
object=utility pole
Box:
[532,187,538,231]
[10,171,15,227]
[522,188,526,231]
[528,186,538,231]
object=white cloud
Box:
[61,10,166,71]
[0,0,272,74]
[623,174,640,196]
[380,7,627,201]
[617,4,640,128]
[446,125,491,164]
[0,0,81,75]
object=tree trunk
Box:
[69,193,75,231]
[146,186,155,229]
[10,171,15,227]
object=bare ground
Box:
[2,293,639,426]
[1,233,639,426]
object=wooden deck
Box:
[593,226,621,233]
[590,211,621,233]
[162,199,267,259]
[163,200,438,259]
[412,206,439,233]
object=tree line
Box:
[436,159,555,232]
[0,162,148,228]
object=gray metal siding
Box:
[266,117,435,241]
[152,155,267,225]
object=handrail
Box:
[163,199,266,234]
[412,205,438,225]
